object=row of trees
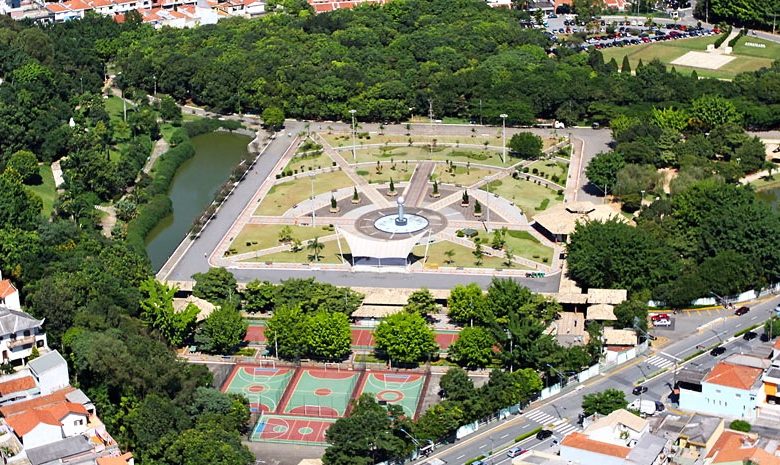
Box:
[110,0,780,130]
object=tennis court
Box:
[245,323,266,343]
[222,365,293,413]
[356,372,426,418]
[435,331,459,351]
[252,414,335,445]
[351,328,375,349]
[281,368,360,418]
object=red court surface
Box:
[245,324,266,343]
[252,415,334,445]
[435,332,459,350]
[351,328,375,348]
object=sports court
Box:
[435,330,459,351]
[252,414,335,445]
[356,372,425,418]
[245,323,266,343]
[222,365,293,413]
[351,328,375,349]
[281,368,360,417]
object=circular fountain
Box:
[373,196,429,234]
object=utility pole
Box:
[349,109,357,162]
[310,174,315,227]
[500,113,508,164]
[428,99,434,160]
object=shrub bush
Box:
[730,420,751,433]
[714,25,733,48]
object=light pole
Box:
[349,109,357,163]
[153,74,157,97]
[505,328,513,372]
[408,107,414,122]
[79,76,83,94]
[500,113,508,164]
[310,174,316,227]
[640,189,645,207]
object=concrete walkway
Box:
[404,162,435,207]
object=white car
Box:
[653,318,672,327]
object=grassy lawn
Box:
[471,229,553,264]
[255,170,354,216]
[229,224,333,255]
[600,35,774,79]
[731,36,780,59]
[322,132,502,149]
[432,165,497,187]
[527,160,567,180]
[27,164,56,216]
[105,96,134,123]
[350,145,512,168]
[412,240,507,269]
[356,163,417,184]
[248,238,350,265]
[284,152,335,174]
[482,178,562,218]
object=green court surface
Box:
[357,372,426,418]
[222,365,293,414]
[282,368,360,418]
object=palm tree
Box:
[307,237,324,262]
[444,249,455,265]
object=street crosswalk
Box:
[645,354,676,369]
[524,410,580,437]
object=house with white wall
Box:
[679,362,762,420]
[5,401,88,448]
[0,307,48,367]
[28,351,69,396]
[0,280,21,311]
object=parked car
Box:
[710,346,726,356]
[536,429,554,440]
[743,331,758,341]
[651,313,670,322]
[761,333,771,342]
[507,447,528,458]
[632,385,648,395]
[655,401,665,411]
[653,318,672,327]
[735,306,750,316]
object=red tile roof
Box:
[0,281,16,300]
[0,377,36,396]
[97,452,133,465]
[705,362,763,390]
[560,432,631,459]
[706,431,780,464]
[6,409,59,436]
[0,387,75,417]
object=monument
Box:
[373,196,430,234]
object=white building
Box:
[678,362,762,420]
[28,351,69,396]
[0,280,21,312]
[6,401,89,448]
[0,307,48,366]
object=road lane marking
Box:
[456,455,464,460]
[499,434,508,439]
[479,444,487,449]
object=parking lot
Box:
[542,14,717,53]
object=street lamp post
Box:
[505,329,513,372]
[500,113,508,164]
[310,174,316,227]
[153,75,157,98]
[349,109,357,163]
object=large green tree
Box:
[242,280,276,313]
[404,288,439,316]
[582,388,628,416]
[585,151,625,194]
[194,304,247,354]
[192,267,238,304]
[447,327,495,369]
[140,278,198,347]
[6,150,39,184]
[374,312,437,365]
[508,133,543,160]
[448,283,491,326]
[265,305,308,360]
[305,311,352,361]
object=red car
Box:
[651,313,670,322]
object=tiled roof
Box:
[0,280,17,299]
[704,362,763,390]
[46,402,88,420]
[0,387,75,417]
[585,409,647,434]
[6,409,60,436]
[97,452,134,465]
[0,307,43,336]
[560,432,631,458]
[0,376,36,396]
[707,431,780,465]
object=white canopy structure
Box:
[336,227,429,267]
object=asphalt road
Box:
[419,296,780,465]
[161,122,609,288]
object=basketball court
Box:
[356,372,425,418]
[252,414,335,445]
[281,368,360,417]
[222,365,292,413]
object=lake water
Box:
[146,132,251,271]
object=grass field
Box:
[411,240,507,269]
[527,160,567,181]
[482,179,562,218]
[255,170,354,216]
[433,165,497,187]
[350,145,512,168]
[471,229,553,264]
[356,163,417,184]
[284,152,334,174]
[731,36,780,59]
[229,224,333,255]
[250,239,349,265]
[600,35,774,79]
[27,165,56,216]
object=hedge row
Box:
[126,194,172,255]
[514,427,542,443]
[714,25,733,48]
[728,28,747,48]
[183,118,242,137]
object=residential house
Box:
[0,279,21,311]
[656,413,724,464]
[28,350,69,396]
[756,357,780,423]
[678,362,762,420]
[97,452,135,465]
[704,430,780,465]
[546,311,589,347]
[6,401,89,448]
[602,327,638,362]
[306,0,387,14]
[560,409,669,465]
[485,0,511,8]
[0,307,48,366]
[0,375,39,405]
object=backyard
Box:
[482,178,562,218]
[255,170,354,216]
